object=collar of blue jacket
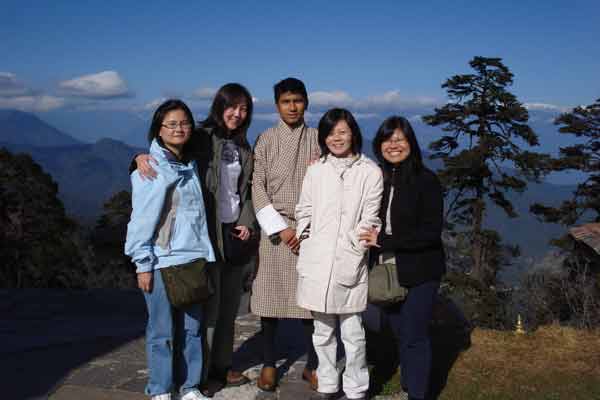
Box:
[149,139,196,173]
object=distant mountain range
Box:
[0,109,82,147]
[0,109,575,262]
[1,139,143,222]
[1,109,143,221]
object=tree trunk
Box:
[472,197,485,284]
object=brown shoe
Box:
[226,370,250,387]
[302,368,318,391]
[257,366,277,392]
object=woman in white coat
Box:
[295,108,383,400]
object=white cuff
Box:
[256,204,288,236]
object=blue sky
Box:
[1,0,599,172]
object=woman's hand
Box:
[136,154,158,180]
[233,225,251,241]
[359,227,380,248]
[137,272,153,292]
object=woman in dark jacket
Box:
[134,83,258,395]
[360,116,445,400]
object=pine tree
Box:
[90,190,136,288]
[0,148,85,287]
[529,99,600,328]
[423,57,549,285]
[531,99,600,226]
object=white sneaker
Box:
[151,394,172,400]
[179,389,210,400]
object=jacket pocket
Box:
[169,213,205,251]
[335,247,366,287]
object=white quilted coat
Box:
[295,154,383,314]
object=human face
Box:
[223,100,248,132]
[159,109,192,156]
[381,128,410,165]
[325,120,354,158]
[276,91,306,127]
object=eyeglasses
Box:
[382,136,407,145]
[162,121,193,130]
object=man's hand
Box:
[279,228,300,252]
[137,272,153,292]
[136,154,158,180]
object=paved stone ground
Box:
[1,289,409,400]
[49,313,320,400]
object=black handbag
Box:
[160,258,213,308]
[223,225,259,266]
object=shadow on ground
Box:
[233,318,312,382]
[0,289,146,399]
[366,297,473,399]
[1,290,318,400]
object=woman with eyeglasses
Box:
[125,99,215,400]
[133,83,257,396]
[360,116,446,400]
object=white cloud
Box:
[192,87,217,99]
[0,72,65,111]
[59,70,130,99]
[408,114,423,123]
[358,91,439,110]
[305,90,440,113]
[141,98,167,111]
[0,72,32,97]
[524,102,568,113]
[352,112,379,119]
[309,91,354,107]
[0,95,65,112]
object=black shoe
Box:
[200,379,225,398]
[310,392,338,400]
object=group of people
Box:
[125,77,446,400]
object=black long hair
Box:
[372,116,423,184]
[200,83,253,148]
[317,108,363,157]
[147,99,196,160]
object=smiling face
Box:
[159,109,192,156]
[325,120,354,158]
[222,100,249,132]
[381,128,411,165]
[276,91,307,127]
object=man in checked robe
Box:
[251,77,320,392]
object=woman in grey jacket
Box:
[134,84,257,395]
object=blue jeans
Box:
[143,269,204,396]
[386,280,439,400]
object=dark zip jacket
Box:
[374,167,446,287]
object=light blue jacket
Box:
[125,139,215,273]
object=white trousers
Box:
[313,312,369,399]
